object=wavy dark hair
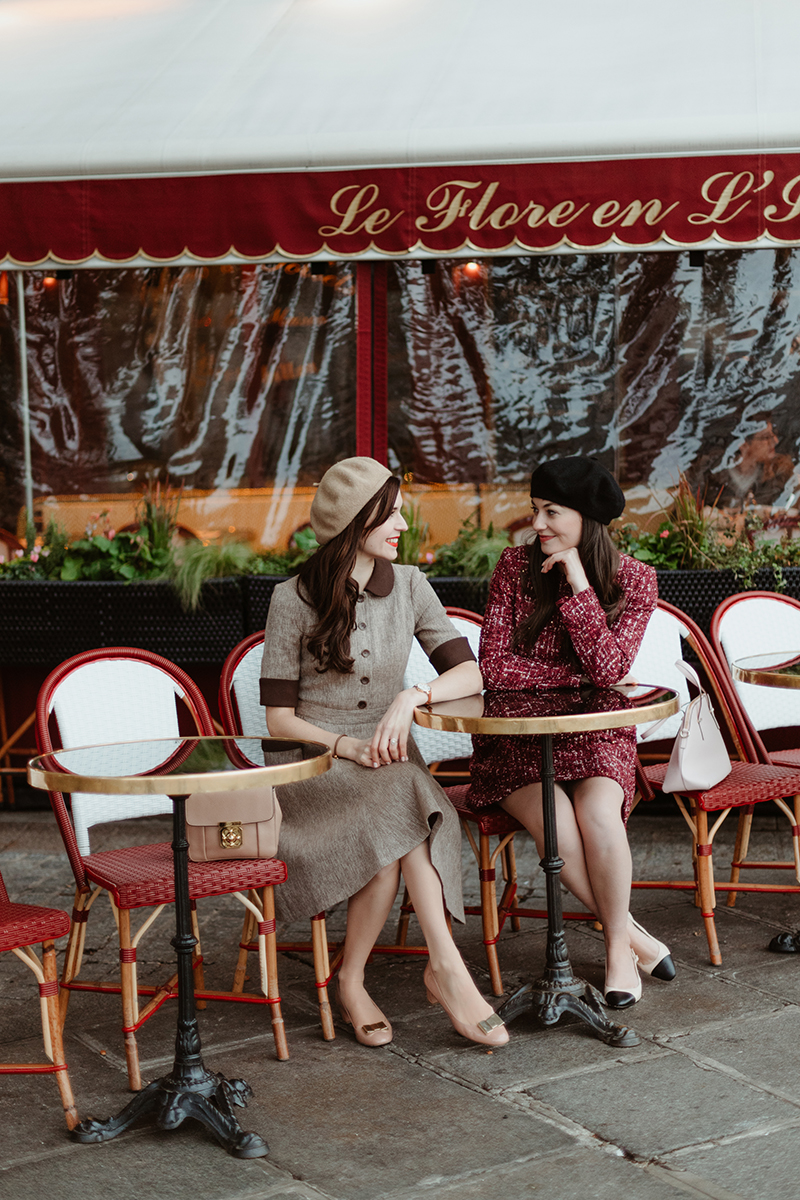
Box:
[297,476,401,674]
[513,517,626,663]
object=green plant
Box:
[137,479,183,552]
[425,517,510,578]
[167,539,257,610]
[397,501,429,565]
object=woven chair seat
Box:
[84,842,288,909]
[0,901,70,953]
[446,783,525,835]
[769,749,800,768]
[645,760,800,813]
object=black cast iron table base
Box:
[70,794,269,1158]
[71,1070,268,1157]
[497,732,640,1049]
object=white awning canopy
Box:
[2,0,799,178]
[2,0,800,264]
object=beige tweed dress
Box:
[260,559,473,923]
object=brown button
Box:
[360,676,370,684]
[358,622,366,630]
[357,594,365,603]
[361,649,370,657]
[357,700,367,709]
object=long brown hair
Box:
[513,517,625,661]
[297,476,401,673]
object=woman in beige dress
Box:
[261,457,508,1048]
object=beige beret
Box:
[310,457,394,545]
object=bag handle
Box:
[639,659,704,741]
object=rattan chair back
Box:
[403,608,482,765]
[711,591,800,740]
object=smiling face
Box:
[360,491,408,561]
[530,496,583,554]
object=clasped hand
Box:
[345,687,420,769]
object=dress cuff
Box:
[429,636,475,674]
[260,677,300,707]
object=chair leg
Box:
[233,900,258,994]
[502,837,521,932]
[695,809,722,966]
[727,806,754,908]
[190,901,206,1009]
[478,830,504,997]
[118,909,142,1091]
[260,886,289,1061]
[41,941,79,1130]
[59,886,92,1024]
[395,887,412,946]
[311,912,335,1041]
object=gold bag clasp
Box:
[218,821,244,850]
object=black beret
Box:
[529,457,625,525]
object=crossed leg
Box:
[501,776,659,993]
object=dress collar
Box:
[365,557,395,597]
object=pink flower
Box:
[14,549,24,558]
[105,528,116,540]
[659,530,670,538]
[425,551,435,563]
[30,550,39,562]
[40,548,50,557]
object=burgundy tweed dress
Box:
[467,546,658,821]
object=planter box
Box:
[0,578,245,665]
[4,566,799,668]
[654,567,800,636]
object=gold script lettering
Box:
[618,199,679,226]
[688,172,754,225]
[547,200,589,227]
[416,180,484,232]
[592,200,621,228]
[318,185,403,237]
[764,174,800,223]
[467,182,500,230]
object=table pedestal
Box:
[498,734,640,1048]
[70,795,269,1158]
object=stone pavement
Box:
[2,804,800,1200]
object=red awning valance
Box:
[4,153,800,268]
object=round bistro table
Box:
[28,735,330,1157]
[732,653,800,954]
[414,684,678,1048]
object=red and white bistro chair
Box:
[36,646,289,1091]
[632,601,800,963]
[405,608,595,997]
[0,867,78,1130]
[710,591,800,897]
[218,632,336,1040]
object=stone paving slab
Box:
[662,1122,800,1200]
[213,1037,574,1200]
[529,1052,797,1158]
[668,1007,800,1103]
[5,810,800,1200]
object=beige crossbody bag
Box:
[185,786,282,862]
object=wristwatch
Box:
[413,682,432,703]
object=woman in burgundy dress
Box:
[468,456,675,1008]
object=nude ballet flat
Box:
[629,915,676,981]
[336,980,393,1047]
[423,963,508,1047]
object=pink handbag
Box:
[185,787,282,861]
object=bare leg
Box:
[400,841,507,1042]
[572,778,637,992]
[337,861,400,1032]
[502,780,664,989]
